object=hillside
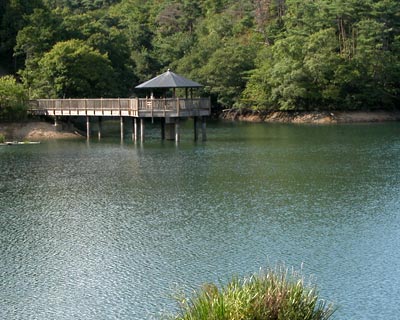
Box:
[0,65,9,76]
[1,0,399,111]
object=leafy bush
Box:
[173,266,334,320]
[0,133,5,143]
[0,75,28,121]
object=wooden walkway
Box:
[28,98,211,142]
[29,98,211,118]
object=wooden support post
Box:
[120,116,124,142]
[175,118,180,142]
[194,117,198,141]
[161,118,165,140]
[165,118,175,140]
[140,118,145,142]
[201,116,207,141]
[98,117,102,140]
[86,116,90,139]
[132,118,138,142]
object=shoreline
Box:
[1,110,399,142]
[220,109,400,124]
[0,121,83,141]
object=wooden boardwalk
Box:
[29,98,211,118]
[28,98,211,142]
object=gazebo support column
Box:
[175,118,180,142]
[120,116,124,142]
[86,116,90,140]
[201,116,207,141]
[98,117,102,140]
[194,117,198,141]
[140,118,145,142]
[161,118,166,140]
[165,117,176,140]
[132,118,138,142]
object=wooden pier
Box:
[28,97,211,142]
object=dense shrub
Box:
[173,266,334,320]
[0,75,28,121]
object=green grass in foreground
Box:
[172,266,335,320]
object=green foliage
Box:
[172,266,334,320]
[0,75,28,120]
[0,133,5,143]
[244,0,400,110]
[43,0,119,12]
[2,0,399,109]
[0,0,44,70]
[32,39,118,98]
[174,1,256,108]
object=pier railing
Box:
[28,98,211,118]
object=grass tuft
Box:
[172,266,335,320]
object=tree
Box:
[0,75,28,120]
[109,0,158,81]
[244,0,400,110]
[43,0,119,11]
[31,39,118,98]
[60,10,137,95]
[196,39,256,108]
[2,0,399,109]
[174,0,256,108]
[0,0,44,71]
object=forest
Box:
[0,0,399,111]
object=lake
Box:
[1,120,399,319]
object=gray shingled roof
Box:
[135,69,203,89]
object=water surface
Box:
[1,121,400,319]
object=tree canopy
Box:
[0,75,28,120]
[1,0,399,110]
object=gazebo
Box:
[135,69,203,92]
[135,69,209,141]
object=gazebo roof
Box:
[135,69,203,89]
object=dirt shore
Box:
[1,110,399,142]
[0,121,83,141]
[220,109,400,124]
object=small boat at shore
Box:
[0,141,41,146]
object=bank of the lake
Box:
[0,121,82,141]
[221,109,400,124]
[2,110,400,142]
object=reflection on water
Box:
[1,121,400,319]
